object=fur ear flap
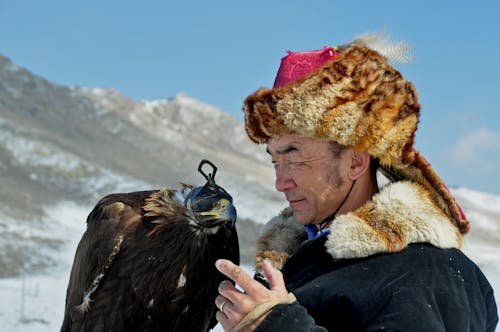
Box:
[379,150,470,234]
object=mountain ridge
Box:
[0,53,285,277]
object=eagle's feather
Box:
[61,187,239,332]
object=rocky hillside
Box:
[0,54,287,277]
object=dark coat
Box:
[256,238,498,332]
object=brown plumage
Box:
[61,161,239,332]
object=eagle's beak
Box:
[199,198,237,226]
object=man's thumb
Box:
[262,259,286,292]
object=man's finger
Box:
[215,259,265,295]
[262,259,286,292]
[217,280,247,308]
[215,310,233,331]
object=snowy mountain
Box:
[0,54,499,331]
[0,53,287,278]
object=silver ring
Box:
[219,300,227,312]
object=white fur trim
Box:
[326,181,461,259]
[256,181,462,265]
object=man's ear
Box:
[348,150,371,181]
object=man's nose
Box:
[275,167,296,192]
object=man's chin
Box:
[291,210,310,225]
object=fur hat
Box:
[243,37,470,234]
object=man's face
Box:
[267,135,351,225]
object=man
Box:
[214,38,498,331]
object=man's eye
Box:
[271,159,305,169]
[288,160,306,168]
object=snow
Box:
[0,202,88,332]
[173,93,224,116]
[0,274,67,332]
[0,116,151,197]
[1,80,21,98]
[141,99,170,114]
[1,191,500,332]
[453,188,500,212]
[5,62,20,73]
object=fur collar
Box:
[255,181,463,272]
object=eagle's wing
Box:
[61,191,155,332]
[62,187,238,332]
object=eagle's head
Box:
[184,160,237,228]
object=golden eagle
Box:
[61,160,239,332]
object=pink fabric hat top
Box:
[273,46,339,88]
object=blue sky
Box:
[0,0,499,195]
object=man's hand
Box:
[215,259,288,331]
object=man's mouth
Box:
[288,198,305,208]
